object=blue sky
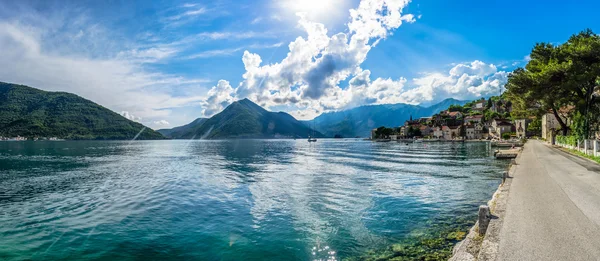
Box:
[0,0,598,128]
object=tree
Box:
[505,29,600,138]
[559,29,600,138]
[528,118,542,136]
[505,43,572,135]
[448,104,463,112]
[375,126,394,139]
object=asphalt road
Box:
[497,140,600,260]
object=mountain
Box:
[165,98,324,139]
[0,82,164,140]
[157,117,207,138]
[309,98,468,137]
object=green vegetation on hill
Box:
[163,98,324,139]
[0,82,164,140]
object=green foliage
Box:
[505,29,600,137]
[556,135,578,146]
[406,126,422,138]
[527,118,542,135]
[561,146,600,164]
[502,133,511,140]
[375,126,395,138]
[0,82,164,140]
[447,104,464,112]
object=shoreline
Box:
[449,144,521,260]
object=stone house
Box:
[541,111,572,142]
[465,122,483,140]
[419,125,432,137]
[514,119,529,138]
[464,114,484,124]
[432,127,443,139]
[490,119,514,139]
[442,126,452,140]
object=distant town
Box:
[0,136,62,141]
[370,96,568,142]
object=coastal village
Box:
[369,96,567,142]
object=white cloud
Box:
[184,47,243,59]
[202,0,509,120]
[206,0,418,118]
[201,80,235,116]
[121,111,142,122]
[167,7,207,21]
[0,18,208,128]
[400,61,508,104]
[153,120,170,126]
[193,31,275,40]
[183,42,283,60]
[251,17,263,24]
[181,3,197,8]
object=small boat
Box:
[308,136,317,142]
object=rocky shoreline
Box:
[449,151,520,260]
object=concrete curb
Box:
[449,148,521,261]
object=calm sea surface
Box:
[0,140,508,261]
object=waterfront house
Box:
[419,125,432,137]
[465,123,476,140]
[442,126,452,140]
[371,128,377,140]
[464,122,484,140]
[449,125,462,139]
[400,126,407,137]
[432,126,443,139]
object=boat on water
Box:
[308,136,317,142]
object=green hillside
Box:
[168,98,324,139]
[0,82,164,140]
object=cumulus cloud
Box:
[153,120,170,126]
[401,61,508,104]
[201,0,508,120]
[226,0,415,115]
[201,80,235,116]
[121,111,142,122]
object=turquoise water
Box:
[0,140,507,260]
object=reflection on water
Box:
[0,140,507,260]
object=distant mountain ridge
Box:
[157,117,207,138]
[160,98,324,139]
[308,98,468,137]
[0,82,164,140]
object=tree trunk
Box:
[550,105,569,136]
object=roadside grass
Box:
[559,147,600,165]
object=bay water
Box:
[0,140,508,260]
